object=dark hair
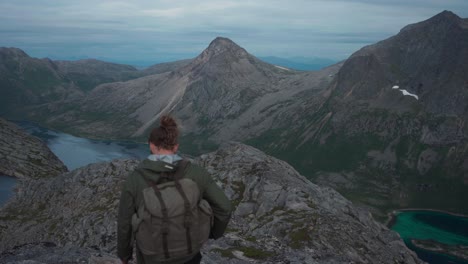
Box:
[148,115,179,150]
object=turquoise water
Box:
[391,210,468,264]
[0,175,17,207]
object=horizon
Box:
[1,1,468,66]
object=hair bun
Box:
[160,115,177,129]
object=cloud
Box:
[1,0,467,64]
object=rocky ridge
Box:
[28,37,339,146]
[0,118,67,179]
[0,48,161,118]
[246,11,468,218]
[0,143,422,263]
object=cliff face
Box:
[0,118,67,179]
[248,11,468,218]
[0,143,421,263]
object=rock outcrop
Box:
[0,143,422,263]
[0,118,67,179]
[0,243,119,264]
[247,11,468,218]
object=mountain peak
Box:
[399,10,463,33]
[0,47,29,58]
[426,10,461,25]
[203,36,247,57]
[178,37,251,75]
[432,10,460,20]
[208,36,239,48]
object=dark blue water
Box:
[0,121,148,207]
[391,210,468,264]
[16,121,148,170]
[0,175,17,207]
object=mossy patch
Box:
[290,227,311,249]
[212,246,275,260]
[231,181,246,208]
[238,246,275,259]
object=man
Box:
[117,115,232,263]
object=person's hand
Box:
[121,259,128,264]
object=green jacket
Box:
[117,159,232,261]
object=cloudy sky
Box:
[1,0,467,65]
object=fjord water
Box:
[0,121,148,207]
[16,121,148,170]
[0,175,17,207]
[391,210,468,264]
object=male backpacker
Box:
[117,115,232,264]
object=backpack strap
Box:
[173,159,193,255]
[174,180,193,255]
[149,182,171,259]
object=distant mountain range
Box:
[0,10,466,219]
[258,56,338,71]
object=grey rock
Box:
[0,143,422,263]
[0,118,67,180]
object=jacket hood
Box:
[136,159,181,182]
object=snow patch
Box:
[400,89,419,100]
[391,84,418,100]
[275,65,290,71]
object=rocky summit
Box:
[0,143,421,263]
[0,118,67,179]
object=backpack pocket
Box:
[198,199,213,245]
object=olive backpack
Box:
[132,160,214,262]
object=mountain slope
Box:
[332,10,468,115]
[259,56,338,71]
[248,10,468,218]
[143,58,193,75]
[0,143,422,263]
[54,59,143,91]
[0,118,67,179]
[38,37,339,149]
[0,48,81,117]
[0,49,157,118]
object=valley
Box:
[3,11,466,219]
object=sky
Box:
[1,0,467,66]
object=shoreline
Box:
[9,118,147,145]
[0,175,19,209]
[386,208,468,228]
[0,173,22,182]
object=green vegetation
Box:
[238,246,275,259]
[230,181,246,208]
[246,109,468,219]
[290,227,311,249]
[212,246,275,260]
[90,204,109,212]
[178,132,219,156]
[245,235,257,242]
[212,248,235,258]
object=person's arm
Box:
[203,175,232,239]
[117,174,136,262]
